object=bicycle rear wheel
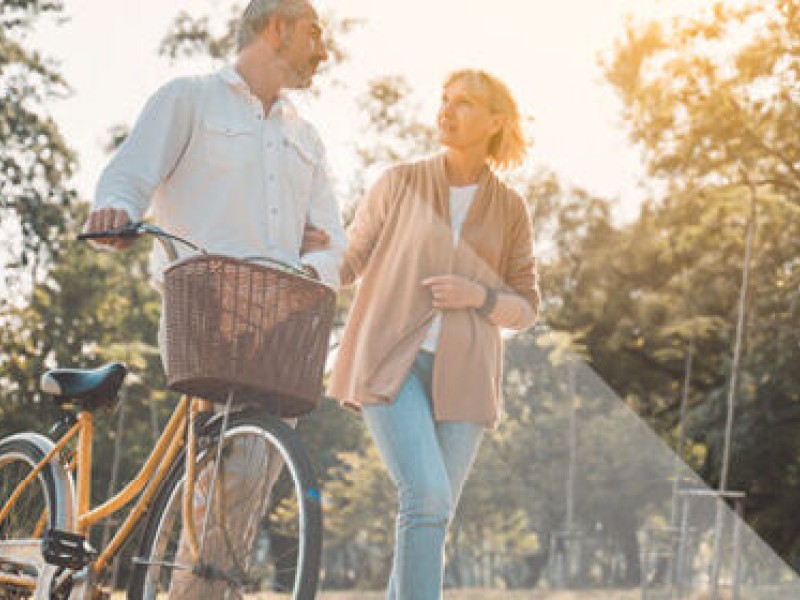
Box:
[128,409,322,599]
[0,438,60,599]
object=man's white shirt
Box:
[94,65,346,289]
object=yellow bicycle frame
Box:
[0,394,214,586]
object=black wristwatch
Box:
[476,286,498,318]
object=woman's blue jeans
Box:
[362,351,484,600]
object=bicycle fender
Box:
[3,432,76,531]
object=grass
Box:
[111,590,641,599]
[319,592,640,600]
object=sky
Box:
[30,0,720,220]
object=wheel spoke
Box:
[129,414,321,599]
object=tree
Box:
[1,0,78,427]
[1,0,77,297]
[604,0,800,566]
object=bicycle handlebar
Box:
[78,222,310,278]
[78,222,201,262]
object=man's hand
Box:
[422,275,486,310]
[301,223,330,254]
[83,208,134,251]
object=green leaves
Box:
[605,0,800,196]
[603,0,800,565]
[1,0,76,291]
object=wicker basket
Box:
[162,254,335,417]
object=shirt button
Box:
[268,174,275,181]
[270,208,278,215]
[266,141,273,149]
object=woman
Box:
[328,69,540,598]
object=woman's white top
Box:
[421,184,479,354]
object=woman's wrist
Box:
[476,285,498,318]
[472,282,488,308]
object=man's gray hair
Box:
[236,0,309,51]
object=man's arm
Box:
[83,207,136,250]
[86,78,195,248]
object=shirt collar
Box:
[218,65,298,118]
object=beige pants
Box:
[157,317,292,598]
[167,427,289,599]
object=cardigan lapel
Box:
[431,153,451,223]
[457,166,493,251]
[431,153,493,243]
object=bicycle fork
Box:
[135,392,245,587]
[182,392,234,566]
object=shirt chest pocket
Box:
[202,117,258,170]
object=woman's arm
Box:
[488,197,540,330]
[339,168,396,286]
[420,195,539,330]
[420,271,540,331]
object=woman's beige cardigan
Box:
[328,154,540,428]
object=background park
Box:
[2,0,800,597]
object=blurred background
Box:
[2,0,799,596]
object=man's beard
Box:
[277,34,314,89]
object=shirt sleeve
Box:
[93,78,196,220]
[300,142,348,290]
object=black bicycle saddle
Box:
[41,362,128,410]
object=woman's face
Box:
[437,78,502,154]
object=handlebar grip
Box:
[78,221,203,261]
[77,222,143,241]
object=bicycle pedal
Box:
[41,529,97,570]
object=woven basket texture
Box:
[162,255,335,416]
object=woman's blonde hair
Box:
[444,69,527,170]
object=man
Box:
[86,0,343,283]
[83,0,345,595]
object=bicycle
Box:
[0,222,334,599]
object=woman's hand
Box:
[301,223,330,254]
[422,275,486,310]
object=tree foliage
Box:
[1,0,76,293]
[604,0,800,565]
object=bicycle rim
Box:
[0,440,57,598]
[130,413,321,599]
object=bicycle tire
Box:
[128,408,322,599]
[0,437,61,598]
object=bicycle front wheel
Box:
[0,437,60,598]
[128,409,322,599]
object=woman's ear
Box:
[490,114,506,137]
